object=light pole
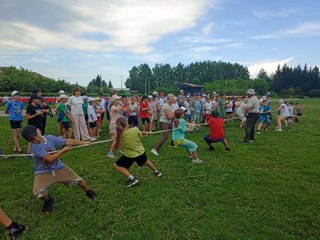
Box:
[121,76,123,89]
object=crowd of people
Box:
[1,87,303,239]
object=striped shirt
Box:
[30,135,66,175]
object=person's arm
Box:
[41,146,71,164]
[164,109,174,120]
[26,109,43,120]
[64,110,73,123]
[4,102,10,114]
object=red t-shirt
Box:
[139,101,149,118]
[208,117,225,140]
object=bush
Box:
[308,89,320,97]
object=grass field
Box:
[0,99,319,240]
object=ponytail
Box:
[114,117,128,150]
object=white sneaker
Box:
[91,137,96,141]
[192,159,203,164]
[275,128,283,132]
[151,149,159,156]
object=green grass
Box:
[0,99,319,240]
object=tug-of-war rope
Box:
[0,110,280,159]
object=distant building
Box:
[180,83,204,96]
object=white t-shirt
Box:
[67,96,84,115]
[88,105,97,122]
[288,105,294,117]
[237,102,247,116]
[226,101,233,112]
[99,98,106,112]
[280,104,290,117]
[204,102,212,114]
[211,100,217,110]
[128,102,138,116]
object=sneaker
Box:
[208,146,215,151]
[42,196,54,215]
[275,128,283,132]
[107,152,116,158]
[8,222,25,240]
[169,144,177,148]
[226,147,230,151]
[151,149,159,156]
[91,137,96,142]
[127,178,139,187]
[257,130,260,134]
[86,189,97,200]
[117,150,123,155]
[192,159,203,164]
[155,170,162,177]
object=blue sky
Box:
[1,0,319,88]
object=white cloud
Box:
[248,57,294,78]
[0,0,216,54]
[253,8,300,19]
[201,22,215,35]
[252,22,320,39]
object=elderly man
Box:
[244,89,260,143]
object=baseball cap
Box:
[88,97,95,102]
[82,95,88,100]
[148,95,153,99]
[11,90,20,96]
[21,125,38,142]
[152,91,158,95]
[95,97,101,102]
[58,90,65,95]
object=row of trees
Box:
[125,61,250,94]
[271,64,320,95]
[125,61,320,96]
[0,67,115,96]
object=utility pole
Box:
[121,76,123,89]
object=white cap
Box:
[247,89,256,95]
[82,95,88,100]
[110,95,121,103]
[11,90,20,96]
[148,95,153,99]
[278,99,284,104]
[88,97,95,102]
[59,94,68,100]
[152,91,158,95]
[202,94,207,97]
[58,90,65,95]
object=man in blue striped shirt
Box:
[21,125,97,215]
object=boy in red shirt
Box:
[204,110,230,151]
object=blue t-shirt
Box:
[195,101,202,113]
[260,105,271,114]
[30,135,66,175]
[172,118,187,141]
[6,100,24,121]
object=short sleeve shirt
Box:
[30,135,66,175]
[121,127,145,158]
[6,100,24,121]
[172,118,187,141]
[160,103,174,124]
[208,117,225,140]
[26,104,43,127]
[139,101,149,118]
[247,96,260,113]
[57,103,70,122]
[67,96,84,115]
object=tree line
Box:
[125,61,320,96]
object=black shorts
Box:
[128,115,138,126]
[10,120,22,129]
[62,121,71,130]
[89,122,97,128]
[116,152,147,169]
[141,118,150,124]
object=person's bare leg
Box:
[114,163,131,177]
[0,208,12,228]
[145,160,157,172]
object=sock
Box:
[154,169,159,174]
[128,175,134,180]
